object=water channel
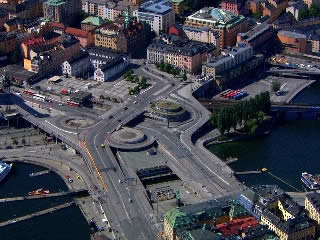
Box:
[0,163,91,240]
[208,82,320,192]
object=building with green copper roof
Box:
[81,16,105,26]
[229,201,249,220]
[81,16,106,31]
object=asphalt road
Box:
[5,64,242,239]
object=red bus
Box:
[24,90,35,96]
[66,100,79,107]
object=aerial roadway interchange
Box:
[5,64,243,240]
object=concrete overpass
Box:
[267,69,320,77]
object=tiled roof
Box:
[65,27,88,38]
[50,22,65,29]
[216,217,259,236]
[22,36,44,46]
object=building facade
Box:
[61,52,90,77]
[305,193,320,226]
[43,0,81,25]
[171,0,184,15]
[182,25,221,49]
[0,32,16,54]
[277,30,307,53]
[184,7,248,48]
[147,35,216,73]
[237,24,273,49]
[137,0,175,36]
[220,0,246,16]
[202,43,253,77]
[94,56,129,81]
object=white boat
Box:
[0,162,12,182]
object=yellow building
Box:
[305,193,320,226]
[94,24,119,50]
[278,198,302,221]
[261,209,315,240]
[0,32,16,54]
[171,0,184,15]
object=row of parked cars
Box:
[220,89,248,100]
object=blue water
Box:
[0,163,91,240]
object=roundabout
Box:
[148,100,189,122]
[108,127,155,150]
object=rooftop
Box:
[306,192,320,213]
[238,24,272,42]
[148,36,215,57]
[44,0,67,6]
[81,16,105,26]
[278,30,306,39]
[186,7,245,27]
[139,0,172,14]
[177,227,223,240]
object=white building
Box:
[94,57,130,82]
[182,25,221,50]
[61,52,90,77]
[286,0,307,20]
[137,0,175,36]
[202,43,253,76]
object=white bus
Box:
[33,94,46,101]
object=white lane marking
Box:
[44,120,78,135]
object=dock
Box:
[0,201,75,227]
[0,190,88,202]
[234,171,262,175]
[29,170,50,177]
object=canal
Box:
[208,82,320,192]
[0,163,92,240]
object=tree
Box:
[99,95,104,99]
[12,139,17,145]
[134,76,139,83]
[298,8,309,20]
[183,72,187,81]
[271,80,281,92]
[309,4,320,17]
[245,119,258,136]
[252,12,261,19]
[217,112,226,135]
[21,138,26,145]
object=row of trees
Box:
[210,92,271,135]
[298,4,320,20]
[11,138,26,145]
[155,62,180,77]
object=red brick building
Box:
[221,0,246,16]
[277,30,307,53]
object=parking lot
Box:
[32,73,153,104]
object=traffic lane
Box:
[21,95,100,119]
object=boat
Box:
[0,162,12,182]
[28,188,50,196]
[301,172,320,190]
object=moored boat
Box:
[301,172,320,190]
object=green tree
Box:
[21,138,26,145]
[309,4,320,17]
[271,80,281,92]
[245,119,258,136]
[134,76,139,83]
[183,72,187,81]
[12,139,17,145]
[252,12,261,19]
[217,112,226,135]
[257,111,265,125]
[298,8,309,20]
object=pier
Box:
[234,171,262,175]
[0,190,88,202]
[29,170,50,177]
[0,201,75,227]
